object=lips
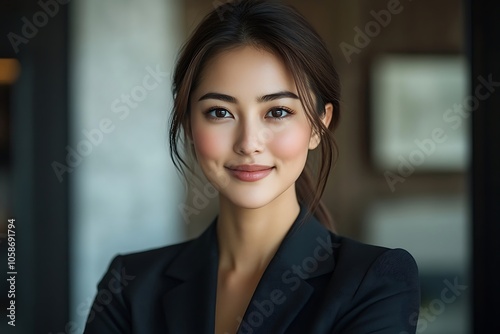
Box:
[226,164,274,182]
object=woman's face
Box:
[189,45,329,209]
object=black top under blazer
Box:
[83,204,420,334]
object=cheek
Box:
[269,124,310,160]
[191,124,228,161]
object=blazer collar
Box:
[162,204,337,333]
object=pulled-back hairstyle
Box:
[169,0,341,230]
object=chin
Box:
[221,191,278,210]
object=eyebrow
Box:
[197,91,299,103]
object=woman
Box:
[84,1,420,333]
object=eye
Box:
[265,107,294,120]
[205,107,233,119]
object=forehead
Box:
[194,45,297,98]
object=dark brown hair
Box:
[169,0,341,230]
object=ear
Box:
[308,103,333,150]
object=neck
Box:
[215,187,301,275]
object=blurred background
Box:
[0,0,499,333]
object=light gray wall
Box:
[70,0,184,329]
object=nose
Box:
[233,119,267,155]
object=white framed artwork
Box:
[370,54,469,171]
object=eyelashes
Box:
[266,107,294,119]
[204,106,295,121]
[205,106,233,119]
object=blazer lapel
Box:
[162,217,219,334]
[237,205,337,333]
[161,204,337,334]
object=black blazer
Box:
[83,205,420,334]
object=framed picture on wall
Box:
[370,54,468,172]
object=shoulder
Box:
[122,239,190,265]
[336,235,419,281]
[102,238,195,281]
[97,219,219,291]
[331,235,419,294]
[325,235,420,333]
[83,239,200,333]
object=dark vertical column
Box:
[469,0,500,333]
[0,1,69,332]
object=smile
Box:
[225,165,274,182]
